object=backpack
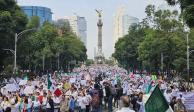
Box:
[91,89,100,107]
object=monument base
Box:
[94,52,105,64]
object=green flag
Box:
[145,85,169,112]
[47,74,52,89]
[23,74,28,80]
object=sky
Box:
[17,0,167,59]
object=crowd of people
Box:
[0,65,192,112]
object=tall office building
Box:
[21,6,52,25]
[113,6,125,46]
[65,15,87,46]
[122,15,139,36]
[113,6,139,50]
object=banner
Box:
[173,92,194,110]
[81,80,86,86]
[69,78,76,83]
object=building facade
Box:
[122,15,139,36]
[113,6,139,50]
[21,6,52,25]
[65,15,87,47]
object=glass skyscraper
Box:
[122,15,139,35]
[21,6,52,25]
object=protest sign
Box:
[172,92,194,110]
[6,84,19,92]
[24,86,34,95]
[69,78,76,83]
[19,80,27,85]
[81,80,86,86]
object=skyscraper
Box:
[113,6,125,47]
[21,6,52,25]
[122,15,139,36]
[65,15,87,47]
[113,6,139,50]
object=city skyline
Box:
[18,0,167,59]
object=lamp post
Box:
[161,53,169,75]
[184,26,190,86]
[14,28,36,74]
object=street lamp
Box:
[161,53,169,74]
[2,49,15,55]
[14,28,36,74]
[184,26,190,86]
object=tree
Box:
[86,59,94,66]
[17,16,40,70]
[27,16,40,28]
[16,20,87,73]
[113,25,145,71]
[0,0,28,72]
[166,0,194,28]
[138,5,187,75]
[113,5,192,77]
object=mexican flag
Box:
[47,74,62,97]
[145,85,173,112]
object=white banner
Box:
[69,78,76,83]
[173,92,194,110]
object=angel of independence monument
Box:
[94,9,105,64]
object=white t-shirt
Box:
[28,98,33,109]
[33,100,40,107]
[164,92,172,103]
[46,102,51,108]
[116,107,135,112]
[80,97,87,109]
[77,96,82,107]
[72,91,78,99]
[11,102,20,112]
[85,95,92,106]
[53,97,60,104]
[1,101,10,110]
[42,97,47,106]
[127,89,132,96]
[161,83,166,90]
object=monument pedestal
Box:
[94,52,105,64]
